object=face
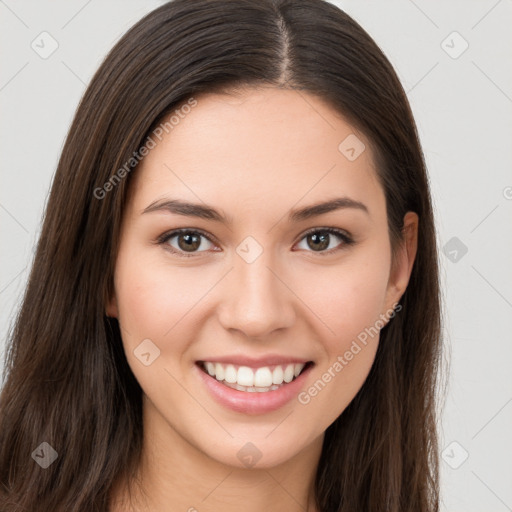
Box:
[107,86,417,470]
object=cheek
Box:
[297,248,391,349]
[293,253,389,425]
[112,252,213,400]
[114,248,215,349]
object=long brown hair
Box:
[0,1,443,510]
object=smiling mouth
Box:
[197,361,314,393]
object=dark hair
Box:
[0,1,443,510]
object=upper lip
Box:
[197,355,312,368]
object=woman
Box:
[0,0,443,510]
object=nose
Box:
[217,252,296,340]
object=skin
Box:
[107,86,418,512]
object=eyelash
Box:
[156,227,355,259]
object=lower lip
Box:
[195,363,313,415]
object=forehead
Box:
[128,87,385,222]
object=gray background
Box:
[1,1,511,510]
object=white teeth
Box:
[254,367,273,387]
[223,381,280,392]
[214,363,225,381]
[224,364,237,383]
[202,361,308,391]
[272,366,284,385]
[283,364,295,383]
[206,362,215,376]
[294,363,305,377]
[237,366,254,387]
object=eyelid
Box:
[298,226,353,243]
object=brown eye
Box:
[160,229,216,257]
[306,232,330,251]
[296,228,354,255]
[176,232,202,252]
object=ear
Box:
[105,292,118,318]
[383,211,419,313]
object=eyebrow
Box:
[141,196,369,223]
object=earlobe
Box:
[384,211,419,311]
[105,294,118,318]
